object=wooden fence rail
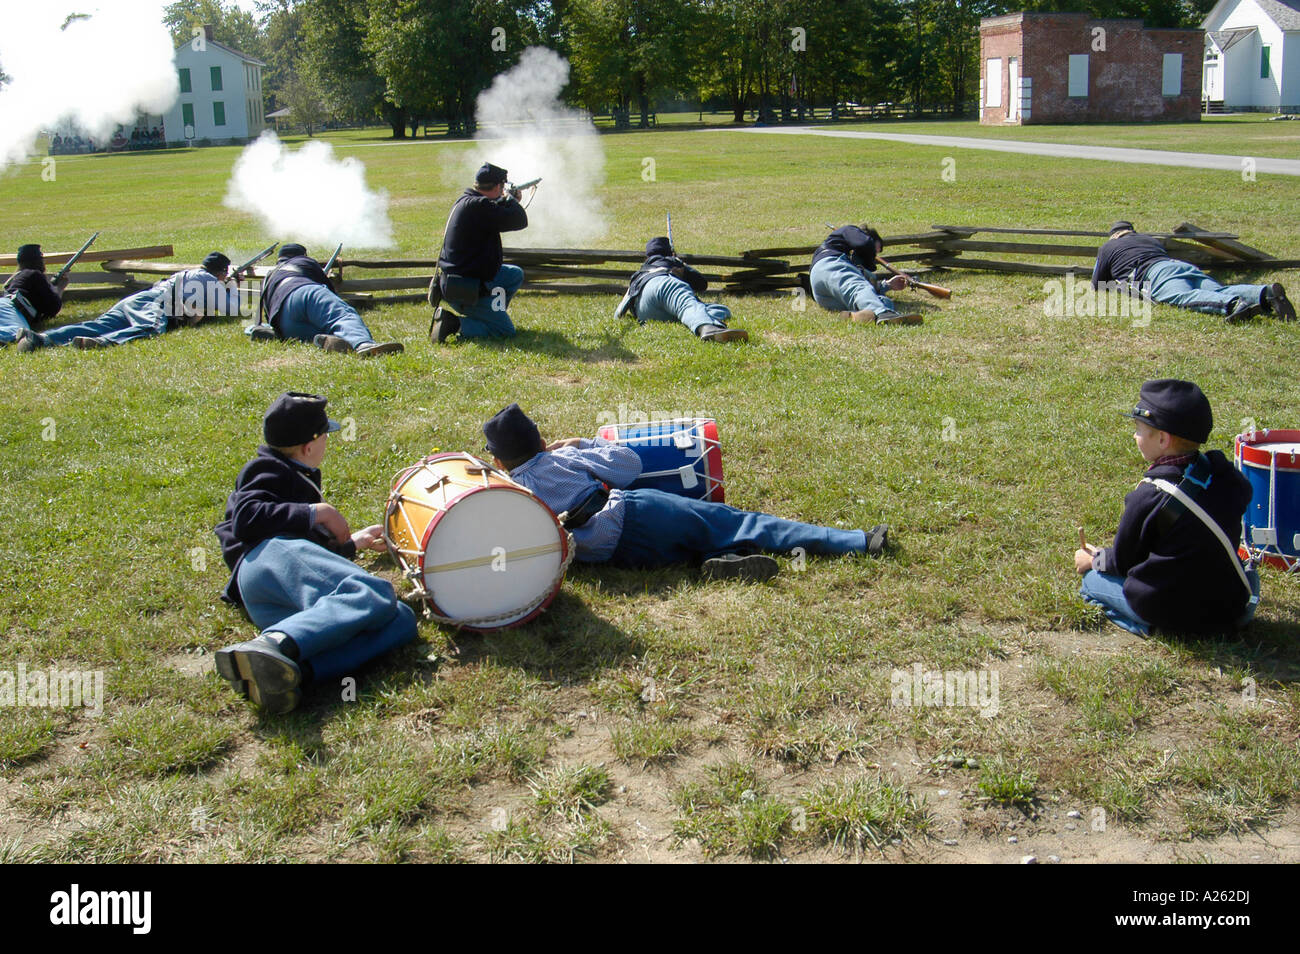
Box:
[12,225,1291,307]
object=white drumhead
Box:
[1256,442,1300,456]
[421,486,563,626]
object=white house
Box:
[1202,0,1300,111]
[161,25,267,144]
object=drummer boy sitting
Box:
[483,403,889,580]
[213,392,418,713]
[1073,378,1259,637]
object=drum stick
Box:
[1077,526,1087,550]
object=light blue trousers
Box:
[809,254,895,314]
[44,286,168,346]
[1145,260,1266,316]
[1079,568,1260,636]
[635,274,731,334]
[611,489,868,568]
[458,264,524,339]
[0,298,32,344]
[277,284,376,349]
[237,536,418,684]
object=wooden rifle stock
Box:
[876,256,952,299]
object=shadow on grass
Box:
[445,589,644,679]
[469,327,640,363]
[567,562,710,599]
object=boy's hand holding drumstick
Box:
[1074,525,1100,575]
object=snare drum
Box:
[595,418,724,502]
[1235,429,1300,571]
[384,452,572,630]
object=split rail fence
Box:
[6,223,1291,308]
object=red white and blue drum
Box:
[1235,429,1300,571]
[595,418,725,503]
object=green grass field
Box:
[2,124,1299,863]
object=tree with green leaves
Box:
[300,0,390,127]
[163,0,264,58]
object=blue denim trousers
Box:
[44,286,169,346]
[1079,568,1260,636]
[809,254,896,314]
[635,274,732,334]
[277,284,376,349]
[236,536,418,685]
[610,488,868,568]
[458,264,524,339]
[1145,260,1266,316]
[0,298,32,344]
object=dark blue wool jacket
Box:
[627,254,707,301]
[260,255,333,328]
[214,446,357,605]
[1092,450,1252,633]
[2,269,64,323]
[1091,233,1171,288]
[812,225,880,274]
[438,189,528,282]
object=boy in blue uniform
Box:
[1074,379,1259,637]
[809,225,921,326]
[614,237,747,342]
[214,392,418,712]
[484,404,888,580]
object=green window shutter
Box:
[182,103,194,128]
[179,68,191,94]
[211,66,223,91]
[214,102,226,126]
[1261,47,1270,79]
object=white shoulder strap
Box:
[1142,477,1255,598]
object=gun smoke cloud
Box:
[0,0,178,169]
[470,47,607,247]
[224,132,395,248]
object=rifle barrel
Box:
[53,230,100,282]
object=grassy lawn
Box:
[823,114,1300,159]
[2,129,1299,863]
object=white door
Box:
[1007,57,1020,121]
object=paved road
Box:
[709,126,1300,177]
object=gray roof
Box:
[1252,0,1300,30]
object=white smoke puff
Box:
[470,47,607,248]
[0,0,179,168]
[224,132,395,249]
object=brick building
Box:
[980,13,1204,124]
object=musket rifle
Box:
[323,242,344,275]
[876,256,952,300]
[232,242,279,279]
[667,212,674,256]
[52,231,99,284]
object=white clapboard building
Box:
[1202,0,1300,111]
[162,25,267,144]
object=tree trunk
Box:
[386,106,408,139]
[637,74,650,128]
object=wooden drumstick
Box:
[1077,526,1087,550]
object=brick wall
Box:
[980,14,1024,124]
[981,13,1203,125]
